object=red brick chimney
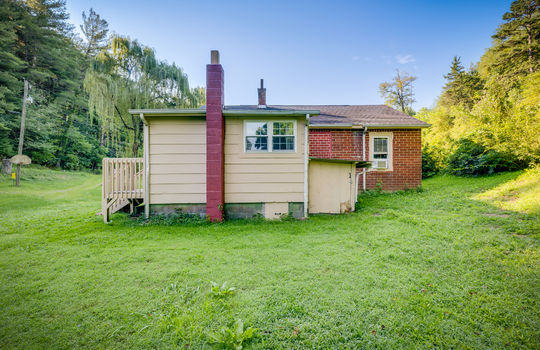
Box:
[206,50,225,221]
[257,79,266,108]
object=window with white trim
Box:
[245,121,296,152]
[369,133,393,170]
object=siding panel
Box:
[224,117,305,203]
[148,117,206,204]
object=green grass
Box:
[474,166,540,214]
[0,167,539,349]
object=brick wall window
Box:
[369,132,393,171]
[244,121,296,152]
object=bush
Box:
[422,147,439,178]
[446,139,520,176]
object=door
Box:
[308,160,355,214]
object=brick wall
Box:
[364,129,422,191]
[308,128,422,191]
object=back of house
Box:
[103,50,429,222]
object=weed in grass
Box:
[210,281,236,298]
[208,319,258,350]
[155,282,234,347]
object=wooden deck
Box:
[102,158,144,222]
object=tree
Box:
[84,35,204,156]
[379,70,417,114]
[0,0,202,170]
[480,0,540,85]
[80,8,109,57]
[0,0,24,117]
[440,57,484,109]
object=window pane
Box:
[273,122,294,135]
[374,138,388,153]
[272,136,295,151]
[245,136,268,151]
[373,154,387,159]
[246,122,267,136]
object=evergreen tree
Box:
[0,1,24,116]
[440,57,484,109]
[80,8,109,58]
[480,0,540,85]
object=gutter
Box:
[309,123,354,129]
[365,124,430,129]
[140,113,150,219]
[223,109,320,117]
[130,108,206,116]
[129,108,322,118]
[304,114,309,219]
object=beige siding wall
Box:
[224,117,306,203]
[148,117,206,204]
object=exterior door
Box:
[308,160,355,214]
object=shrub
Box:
[446,139,520,176]
[421,146,439,178]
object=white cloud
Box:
[396,54,415,64]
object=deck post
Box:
[102,158,108,223]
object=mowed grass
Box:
[0,167,539,349]
[475,166,540,215]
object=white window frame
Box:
[243,120,297,153]
[369,132,393,171]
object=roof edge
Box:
[365,124,430,129]
[129,108,320,117]
[129,109,206,116]
[223,109,319,117]
[309,157,359,164]
[309,123,356,129]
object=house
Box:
[102,51,429,222]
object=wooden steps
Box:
[102,158,144,222]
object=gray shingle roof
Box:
[224,105,429,127]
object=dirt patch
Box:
[512,233,528,238]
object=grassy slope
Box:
[475,166,540,214]
[0,167,538,349]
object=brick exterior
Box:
[309,129,422,191]
[206,64,225,221]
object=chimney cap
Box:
[260,79,264,88]
[210,50,220,64]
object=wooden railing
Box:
[102,158,144,222]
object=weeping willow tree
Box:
[84,35,205,156]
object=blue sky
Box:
[66,0,512,109]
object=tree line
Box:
[418,0,539,176]
[0,0,204,170]
[378,0,538,176]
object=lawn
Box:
[0,167,538,349]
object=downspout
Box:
[362,126,367,191]
[304,114,310,218]
[354,126,368,209]
[140,113,150,219]
[355,169,368,208]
